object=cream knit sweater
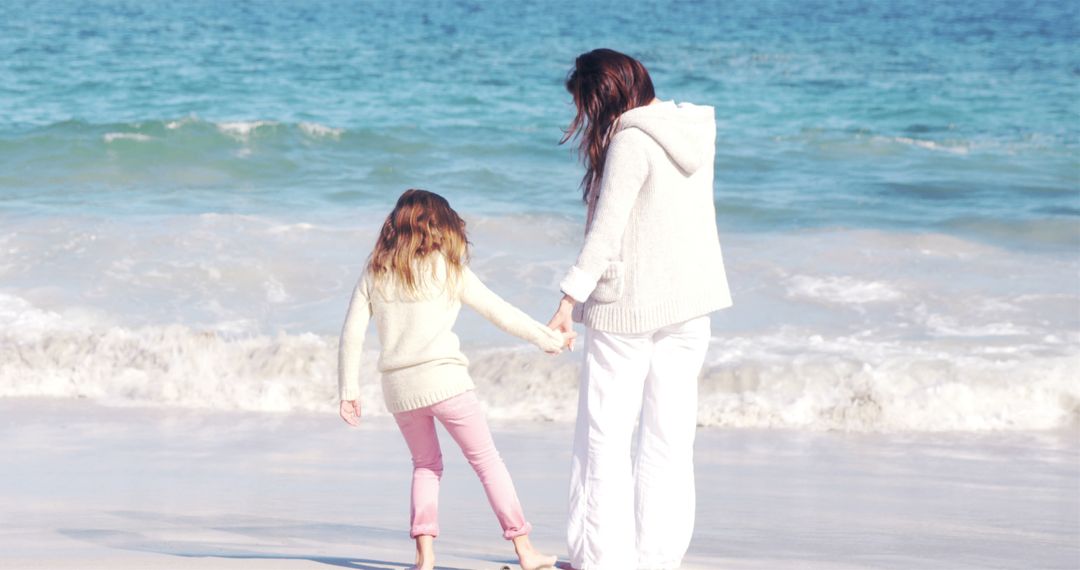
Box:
[338,257,564,412]
[560,100,733,333]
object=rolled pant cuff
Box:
[410,524,439,538]
[502,521,532,540]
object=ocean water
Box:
[1,0,1077,431]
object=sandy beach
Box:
[1,399,1076,570]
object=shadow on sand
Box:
[58,511,477,570]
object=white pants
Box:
[567,315,711,570]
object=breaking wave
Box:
[2,309,1075,432]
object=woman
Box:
[547,49,732,570]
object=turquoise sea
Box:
[1,0,1077,430]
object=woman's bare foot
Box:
[511,534,558,570]
[413,534,435,570]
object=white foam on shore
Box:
[1,214,1076,432]
[696,330,1080,431]
[0,293,101,340]
[786,274,904,304]
[1,308,1075,432]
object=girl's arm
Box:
[461,267,565,353]
[559,128,650,303]
[338,273,372,402]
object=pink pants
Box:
[393,390,532,540]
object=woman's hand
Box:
[340,399,361,426]
[547,293,578,351]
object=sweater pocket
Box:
[591,261,625,303]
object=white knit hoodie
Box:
[559,100,733,333]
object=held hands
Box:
[339,399,361,426]
[544,329,578,355]
[547,293,577,352]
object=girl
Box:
[547,49,733,570]
[338,189,566,570]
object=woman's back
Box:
[567,100,732,334]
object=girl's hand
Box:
[340,399,361,426]
[561,330,578,351]
[547,294,577,351]
[541,326,567,355]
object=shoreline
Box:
[2,218,1076,434]
[1,399,1077,569]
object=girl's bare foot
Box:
[511,535,557,570]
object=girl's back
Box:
[364,255,469,376]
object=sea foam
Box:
[786,275,904,304]
[103,132,153,143]
[886,136,971,155]
[1,293,1076,432]
[1,214,1076,432]
[298,122,345,139]
[215,120,277,140]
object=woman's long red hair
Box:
[561,49,656,203]
[367,189,470,297]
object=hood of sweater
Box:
[617,100,716,175]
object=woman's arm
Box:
[547,293,578,350]
[550,129,650,345]
[559,129,650,303]
[338,274,372,409]
[461,267,566,353]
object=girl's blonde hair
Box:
[367,189,470,297]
